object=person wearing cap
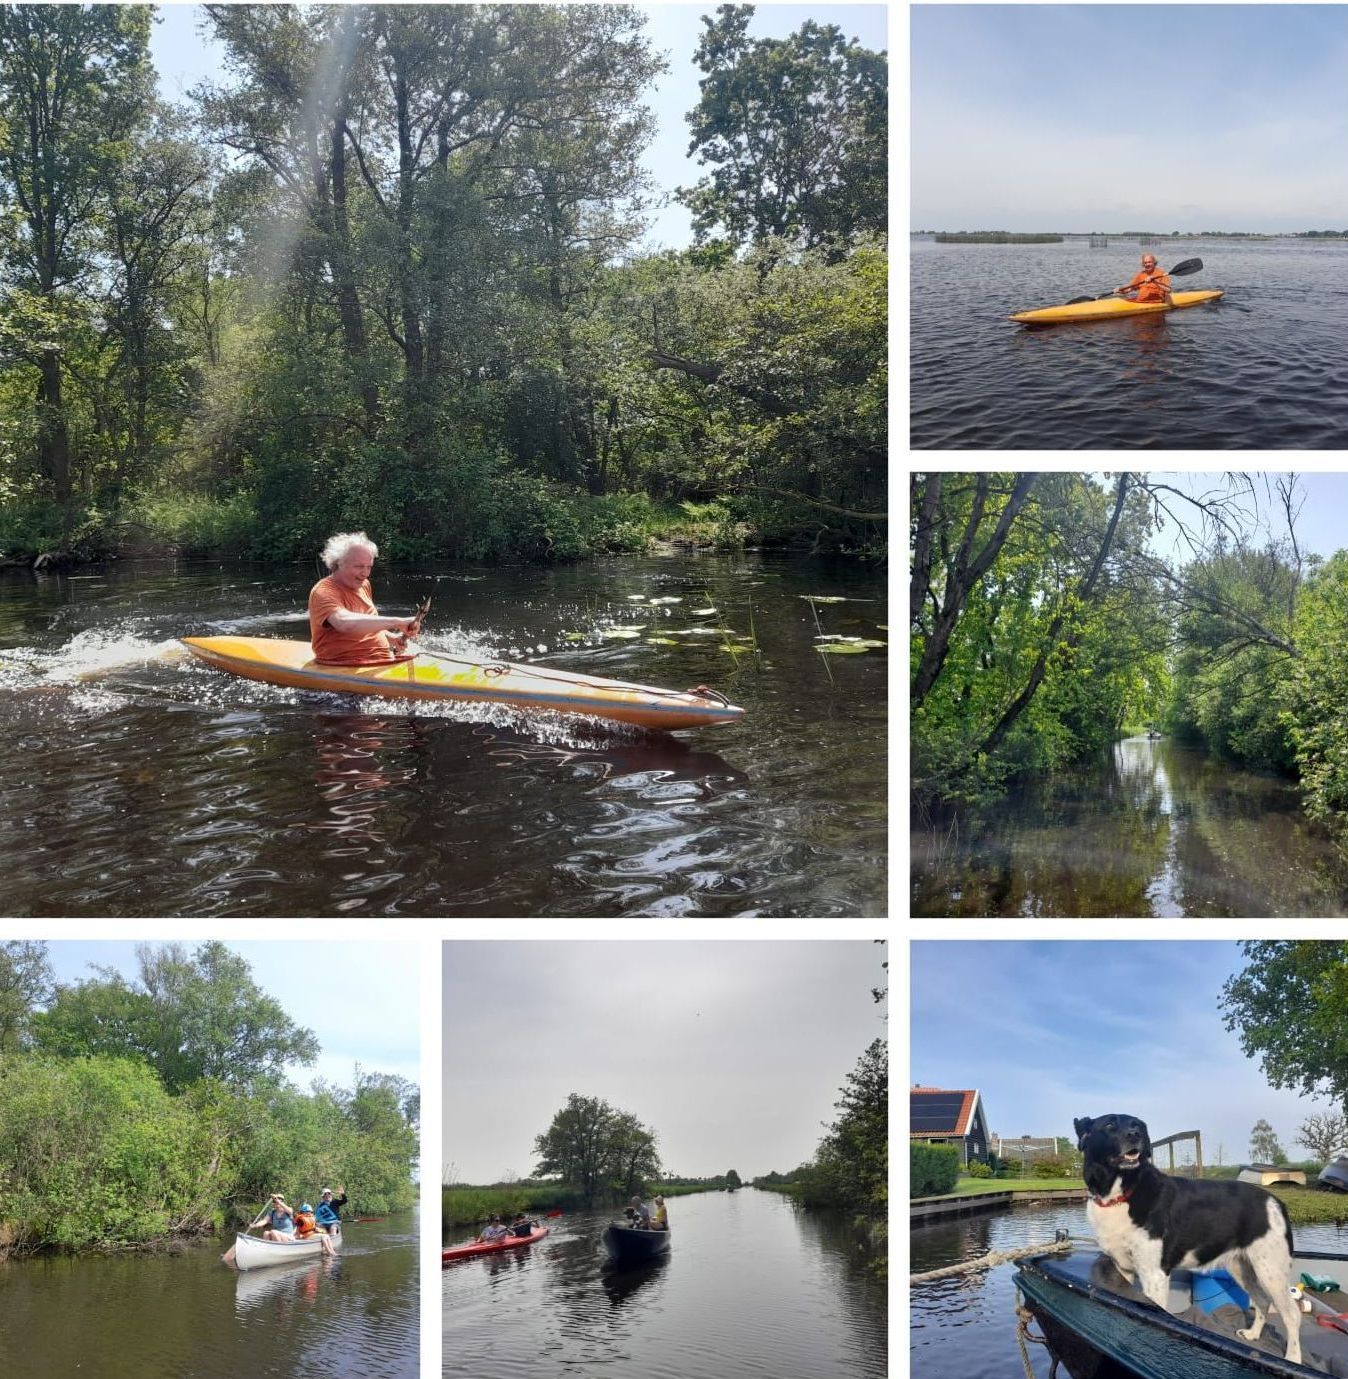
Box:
[650,1195,669,1231]
[1115,253,1173,305]
[315,1187,347,1233]
[477,1215,510,1243]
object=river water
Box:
[443,1188,886,1378]
[0,1211,417,1378]
[0,553,885,917]
[911,237,1348,449]
[911,1201,1348,1379]
[911,734,1348,918]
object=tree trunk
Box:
[36,350,72,505]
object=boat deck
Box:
[1020,1246,1348,1378]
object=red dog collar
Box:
[1092,1188,1134,1207]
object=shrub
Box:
[910,1142,960,1197]
[966,1160,993,1179]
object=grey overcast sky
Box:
[44,940,421,1091]
[443,941,887,1184]
[148,2,890,251]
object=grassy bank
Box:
[442,1180,733,1232]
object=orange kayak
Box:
[180,636,743,731]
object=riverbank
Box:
[442,1180,734,1231]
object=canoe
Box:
[601,1223,671,1266]
[1016,1240,1348,1378]
[180,636,744,732]
[233,1225,340,1271]
[442,1224,549,1264]
[1010,289,1224,325]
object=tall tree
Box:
[678,4,887,252]
[532,1092,660,1208]
[0,940,53,1051]
[0,5,154,507]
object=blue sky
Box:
[1133,471,1348,565]
[911,942,1339,1166]
[912,5,1348,231]
[44,940,420,1092]
[150,2,890,251]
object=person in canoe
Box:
[1114,252,1173,306]
[477,1216,510,1243]
[650,1195,669,1231]
[294,1202,338,1255]
[259,1193,298,1241]
[509,1213,538,1237]
[308,532,424,666]
[315,1187,347,1234]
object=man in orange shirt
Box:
[308,532,421,665]
[1115,253,1173,305]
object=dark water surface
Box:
[911,1202,1348,1379]
[0,553,885,917]
[0,1212,416,1378]
[443,1188,886,1378]
[912,735,1348,918]
[911,237,1348,448]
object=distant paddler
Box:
[308,532,427,666]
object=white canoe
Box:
[233,1225,340,1271]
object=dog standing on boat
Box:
[1074,1113,1302,1364]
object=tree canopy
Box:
[532,1092,660,1208]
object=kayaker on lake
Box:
[315,1187,346,1233]
[308,532,422,666]
[1114,253,1173,305]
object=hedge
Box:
[911,1142,960,1197]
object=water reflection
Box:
[912,735,1348,917]
[600,1257,669,1306]
[235,1255,339,1314]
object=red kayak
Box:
[442,1224,549,1265]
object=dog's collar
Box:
[1091,1187,1134,1207]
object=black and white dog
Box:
[1074,1113,1302,1364]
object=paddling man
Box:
[477,1216,510,1243]
[315,1187,346,1234]
[1115,253,1173,305]
[308,532,423,666]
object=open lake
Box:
[911,237,1348,448]
[0,552,885,918]
[443,1188,886,1378]
[0,1211,417,1378]
[911,734,1348,918]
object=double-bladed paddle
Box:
[1065,257,1203,305]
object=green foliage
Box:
[1220,941,1348,1106]
[0,941,54,1052]
[965,1160,993,1179]
[797,1039,886,1217]
[532,1093,661,1208]
[910,1142,960,1197]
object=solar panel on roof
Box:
[911,1091,967,1133]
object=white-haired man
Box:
[308,531,419,665]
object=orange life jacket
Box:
[294,1210,317,1238]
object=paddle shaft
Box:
[1066,258,1203,305]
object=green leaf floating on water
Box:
[603,628,642,639]
[800,594,848,604]
[817,640,886,655]
[561,631,589,642]
[692,607,718,615]
[646,636,678,646]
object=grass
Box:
[921,1177,1082,1199]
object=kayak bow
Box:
[1010,288,1224,325]
[180,636,744,731]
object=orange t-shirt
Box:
[308,575,395,665]
[1127,269,1171,303]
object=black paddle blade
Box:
[1169,257,1203,276]
[1066,295,1096,304]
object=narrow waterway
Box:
[911,1201,1348,1379]
[912,735,1348,917]
[0,1211,417,1378]
[443,1188,886,1378]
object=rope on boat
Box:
[910,1237,1073,1284]
[1015,1301,1059,1379]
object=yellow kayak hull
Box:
[180,637,743,731]
[1010,288,1224,325]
